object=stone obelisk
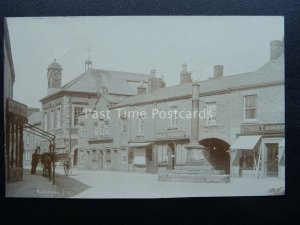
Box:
[185,83,212,169]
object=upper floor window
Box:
[99,121,105,136]
[244,95,257,120]
[56,106,61,128]
[44,112,48,131]
[170,106,178,127]
[74,107,84,127]
[50,109,54,130]
[122,120,128,132]
[138,117,144,136]
[206,102,217,125]
[105,121,110,136]
[26,134,30,145]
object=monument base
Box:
[158,144,230,183]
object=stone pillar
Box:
[152,144,158,174]
[186,83,212,169]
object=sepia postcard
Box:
[4,16,285,198]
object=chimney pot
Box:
[150,69,156,76]
[214,65,224,78]
[182,63,187,72]
[270,40,284,60]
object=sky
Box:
[6,16,284,108]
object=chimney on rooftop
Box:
[180,63,192,84]
[150,69,156,77]
[213,65,223,78]
[148,70,165,93]
[137,81,147,95]
[270,40,284,60]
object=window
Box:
[56,106,61,128]
[105,122,110,136]
[206,102,217,125]
[26,134,30,145]
[241,151,254,170]
[244,95,257,120]
[25,151,31,161]
[44,112,48,130]
[74,107,84,126]
[122,120,128,132]
[170,106,178,126]
[138,117,144,136]
[79,127,85,138]
[50,109,54,130]
[99,121,105,136]
[94,123,99,137]
[120,148,128,163]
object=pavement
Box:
[5,166,285,198]
[5,167,90,198]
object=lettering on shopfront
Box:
[241,123,284,134]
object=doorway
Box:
[266,144,278,177]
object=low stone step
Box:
[158,174,230,183]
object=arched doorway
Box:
[200,138,230,174]
[72,147,78,167]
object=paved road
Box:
[54,168,285,198]
[6,168,90,198]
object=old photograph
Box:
[4,16,285,198]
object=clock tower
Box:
[47,59,62,95]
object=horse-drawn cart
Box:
[40,152,73,178]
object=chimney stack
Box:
[180,63,192,84]
[270,40,284,60]
[213,65,223,78]
[137,81,146,95]
[150,69,156,77]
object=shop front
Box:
[5,99,28,182]
[230,123,285,179]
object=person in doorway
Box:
[31,148,40,174]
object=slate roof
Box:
[61,69,151,96]
[111,54,284,108]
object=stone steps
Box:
[158,173,230,183]
[164,169,226,175]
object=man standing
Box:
[31,148,40,174]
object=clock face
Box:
[51,71,60,81]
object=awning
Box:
[128,142,153,148]
[230,135,262,151]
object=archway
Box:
[70,146,78,167]
[200,138,230,174]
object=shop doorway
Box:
[73,148,78,166]
[266,144,278,177]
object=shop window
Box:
[241,151,254,170]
